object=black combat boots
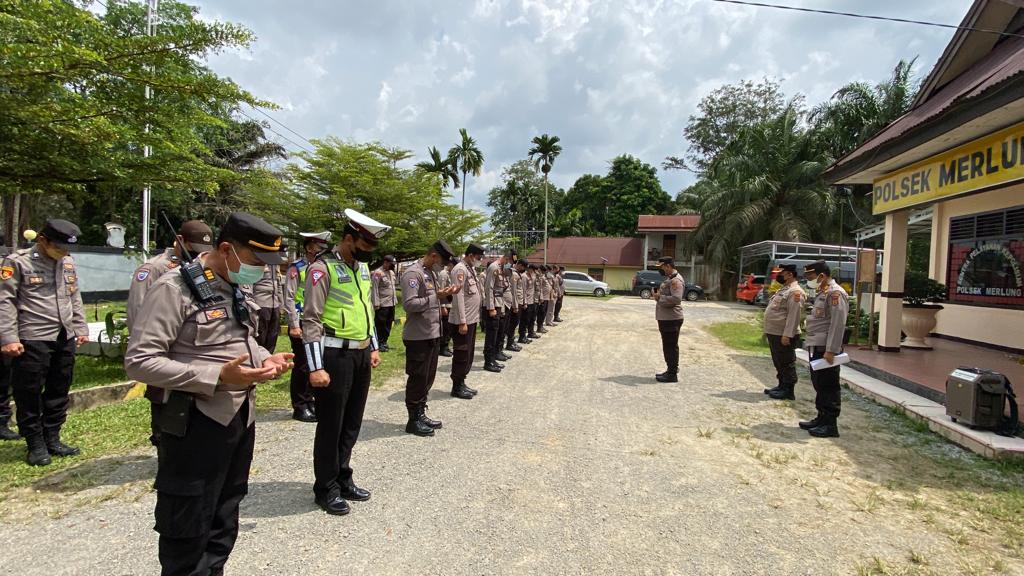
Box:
[451,381,474,400]
[406,407,435,437]
[655,371,678,383]
[45,429,81,457]
[798,417,822,430]
[768,386,795,400]
[25,435,52,466]
[0,418,19,441]
[418,406,442,429]
[807,421,840,438]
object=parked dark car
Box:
[632,270,705,301]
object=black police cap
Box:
[779,264,798,274]
[219,212,287,265]
[465,242,485,256]
[657,256,674,266]
[804,260,831,276]
[384,254,397,263]
[41,219,82,249]
[517,258,529,267]
[431,240,454,261]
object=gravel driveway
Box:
[1,296,1019,575]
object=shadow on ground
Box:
[599,374,664,387]
[32,453,156,494]
[242,481,318,518]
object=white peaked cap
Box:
[299,231,332,242]
[344,208,391,240]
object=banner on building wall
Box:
[872,122,1024,215]
[947,239,1024,306]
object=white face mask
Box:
[806,275,823,290]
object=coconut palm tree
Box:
[447,128,484,210]
[528,134,562,264]
[415,146,460,197]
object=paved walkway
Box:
[1,297,1020,575]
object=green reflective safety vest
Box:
[321,257,375,341]
[294,261,308,309]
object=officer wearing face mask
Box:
[284,231,331,424]
[400,240,459,436]
[301,209,389,516]
[124,212,294,575]
[448,243,485,399]
[800,261,849,438]
[0,219,89,466]
[762,264,804,400]
[481,252,506,373]
[371,255,398,352]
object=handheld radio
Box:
[160,213,221,305]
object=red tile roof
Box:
[637,214,700,231]
[525,237,643,267]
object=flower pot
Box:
[901,304,943,349]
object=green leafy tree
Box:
[248,139,489,260]
[0,0,268,245]
[562,174,606,235]
[485,160,567,251]
[599,155,671,237]
[527,134,562,262]
[664,78,787,174]
[447,128,484,210]
[679,106,835,268]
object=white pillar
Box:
[643,234,649,270]
[878,210,909,351]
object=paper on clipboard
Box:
[810,353,850,371]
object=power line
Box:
[708,0,1024,39]
[248,106,316,148]
[236,108,314,154]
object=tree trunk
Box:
[461,170,467,210]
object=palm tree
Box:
[447,128,484,210]
[681,105,835,274]
[415,146,460,196]
[527,134,562,264]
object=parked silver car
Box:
[561,271,610,297]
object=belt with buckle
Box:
[323,336,371,350]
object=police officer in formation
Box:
[554,266,566,322]
[652,256,685,383]
[124,212,294,576]
[400,240,459,436]
[127,219,215,447]
[504,257,523,352]
[251,256,285,354]
[436,256,456,357]
[371,254,398,352]
[481,250,508,373]
[544,265,558,327]
[448,243,485,399]
[523,263,541,340]
[0,219,89,466]
[800,261,849,438]
[301,209,388,515]
[535,265,551,334]
[762,264,804,401]
[284,231,331,423]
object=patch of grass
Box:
[71,355,129,391]
[0,398,151,497]
[83,299,127,324]
[706,320,768,354]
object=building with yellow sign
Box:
[825,0,1024,353]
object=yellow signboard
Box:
[872,121,1024,215]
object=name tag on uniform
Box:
[334,266,352,283]
[361,267,370,281]
[205,308,228,321]
[27,276,43,285]
[813,308,825,318]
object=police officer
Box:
[401,241,459,437]
[800,261,849,438]
[251,260,284,354]
[481,252,506,373]
[554,266,566,322]
[527,264,542,339]
[371,255,398,352]
[536,266,551,333]
[0,355,17,441]
[124,212,293,575]
[505,257,523,352]
[284,231,331,423]
[763,264,804,400]
[127,219,214,447]
[448,243,485,399]
[437,257,456,357]
[302,209,388,516]
[517,260,534,345]
[0,219,89,466]
[653,256,685,383]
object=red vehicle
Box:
[736,274,766,304]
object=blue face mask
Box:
[229,245,265,285]
[503,263,512,270]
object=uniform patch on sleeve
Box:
[135,270,150,282]
[63,262,75,271]
[288,266,298,279]
[311,270,325,286]
[792,291,802,302]
[831,292,840,306]
[204,307,228,321]
[671,278,682,290]
[457,272,465,283]
[0,266,13,281]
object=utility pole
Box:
[542,164,550,266]
[141,0,159,255]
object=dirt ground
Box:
[1,296,1022,575]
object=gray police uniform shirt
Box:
[523,272,536,305]
[127,248,180,332]
[805,279,849,354]
[763,282,804,338]
[555,273,564,297]
[283,259,307,330]
[655,273,686,321]
[401,259,441,341]
[483,260,503,312]
[252,265,284,310]
[123,264,271,427]
[436,267,452,310]
[449,259,481,325]
[0,248,87,345]
[371,267,397,309]
[511,270,524,310]
[540,273,553,301]
[501,270,514,311]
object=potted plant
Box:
[901,270,946,349]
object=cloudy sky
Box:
[191,0,969,213]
